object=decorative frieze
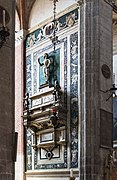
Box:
[26,128,32,170]
[70,32,78,168]
[26,8,78,49]
[26,55,32,96]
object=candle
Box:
[3,10,5,27]
[70,169,73,177]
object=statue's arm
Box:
[38,58,44,66]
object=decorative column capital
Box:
[15,29,27,46]
[76,0,84,6]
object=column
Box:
[0,0,15,180]
[78,0,113,179]
[15,29,26,180]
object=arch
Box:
[28,0,76,29]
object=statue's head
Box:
[44,53,48,59]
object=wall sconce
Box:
[101,84,117,101]
[0,9,10,48]
[104,0,117,14]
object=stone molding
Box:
[25,169,79,177]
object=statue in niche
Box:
[38,53,53,84]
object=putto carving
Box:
[66,12,76,27]
[76,0,84,6]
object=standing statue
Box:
[38,53,53,83]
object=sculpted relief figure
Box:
[38,53,53,83]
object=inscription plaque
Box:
[40,132,54,143]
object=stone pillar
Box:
[79,0,113,179]
[15,29,27,180]
[0,0,15,180]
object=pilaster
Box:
[15,29,27,180]
[79,0,113,179]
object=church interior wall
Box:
[28,0,75,29]
[15,0,117,179]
